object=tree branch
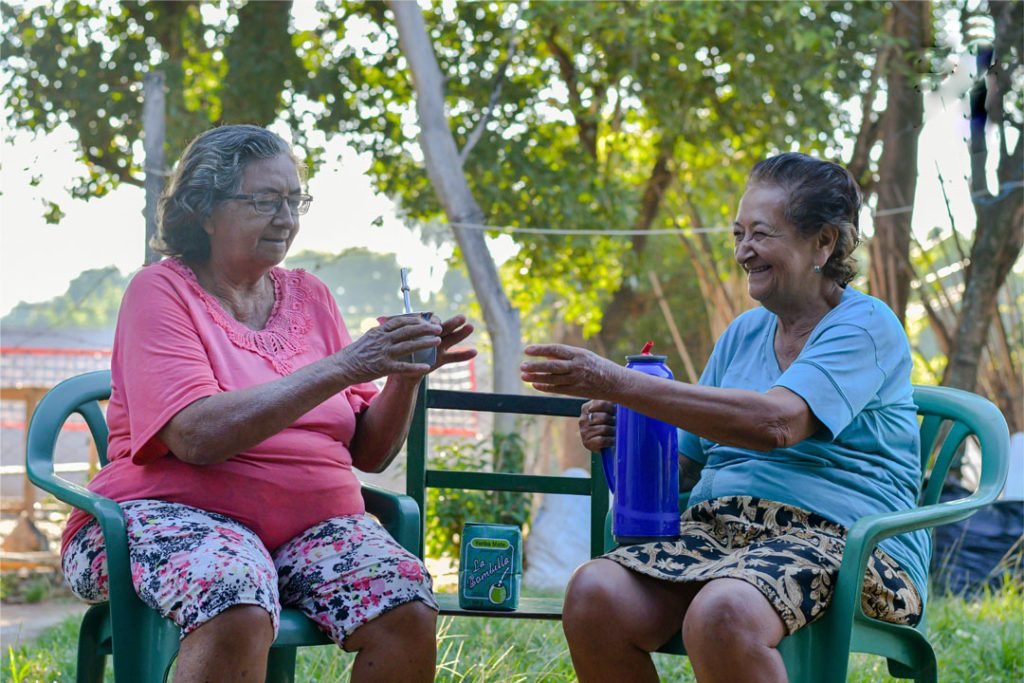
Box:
[545,27,597,159]
[846,6,896,190]
[82,150,145,188]
[459,3,523,164]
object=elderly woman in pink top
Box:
[60,124,475,683]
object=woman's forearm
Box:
[158,353,362,465]
[522,345,819,452]
[348,376,421,473]
[610,369,815,452]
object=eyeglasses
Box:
[223,192,313,216]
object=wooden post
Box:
[5,388,48,552]
[143,70,166,265]
[647,271,699,384]
[20,390,43,515]
[88,440,99,478]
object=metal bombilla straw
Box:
[400,268,413,314]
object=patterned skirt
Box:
[603,496,922,635]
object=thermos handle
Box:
[600,447,615,493]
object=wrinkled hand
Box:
[338,314,443,383]
[520,344,623,400]
[431,314,477,371]
[579,399,615,452]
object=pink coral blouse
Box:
[62,259,379,555]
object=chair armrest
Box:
[25,371,114,517]
[29,468,114,518]
[361,483,421,555]
[831,492,998,624]
[30,473,135,609]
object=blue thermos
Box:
[601,346,680,544]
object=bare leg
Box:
[173,605,274,683]
[562,559,703,683]
[344,601,437,682]
[683,578,788,683]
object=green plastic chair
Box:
[638,385,1011,682]
[25,370,422,683]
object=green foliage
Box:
[425,434,531,560]
[42,201,66,225]
[0,0,303,211]
[20,578,52,604]
[1,0,897,356]
[6,647,33,683]
[298,1,891,352]
[2,617,84,683]
[8,1,985,392]
[1,266,129,329]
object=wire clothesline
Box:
[447,222,731,236]
[442,178,1024,237]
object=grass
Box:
[4,583,1021,682]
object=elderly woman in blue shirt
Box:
[520,153,928,683]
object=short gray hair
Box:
[748,152,862,285]
[152,125,298,263]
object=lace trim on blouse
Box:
[163,258,312,375]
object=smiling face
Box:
[203,153,302,276]
[733,183,835,314]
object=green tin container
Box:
[458,522,522,611]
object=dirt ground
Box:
[0,597,88,648]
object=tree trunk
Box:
[868,0,930,323]
[389,1,522,432]
[595,136,678,353]
[143,70,165,265]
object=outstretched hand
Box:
[520,344,622,400]
[432,314,477,370]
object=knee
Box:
[563,561,621,635]
[347,600,437,653]
[683,582,780,651]
[196,605,275,652]
[392,600,438,641]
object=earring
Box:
[813,264,822,274]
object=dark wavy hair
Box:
[151,125,299,263]
[748,152,862,285]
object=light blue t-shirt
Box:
[681,287,931,603]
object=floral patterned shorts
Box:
[62,499,439,645]
[604,496,923,635]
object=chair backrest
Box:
[25,369,112,496]
[913,385,1010,508]
[405,380,608,559]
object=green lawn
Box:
[5,583,1022,682]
